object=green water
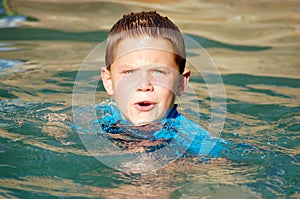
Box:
[0,0,299,198]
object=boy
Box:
[74,12,256,171]
[97,11,220,155]
[101,11,190,126]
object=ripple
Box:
[0,59,24,71]
[0,100,88,156]
[0,176,102,198]
[0,15,26,28]
[0,42,20,51]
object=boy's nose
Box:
[136,82,154,92]
[135,71,154,92]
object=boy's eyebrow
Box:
[107,64,138,70]
[150,64,173,69]
[110,63,178,72]
[119,64,170,69]
[118,64,136,69]
[114,64,139,71]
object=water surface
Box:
[0,0,299,198]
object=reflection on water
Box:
[0,0,299,198]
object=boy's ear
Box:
[101,67,114,96]
[176,69,190,96]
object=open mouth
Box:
[134,101,156,111]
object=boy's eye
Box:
[152,70,165,75]
[122,70,135,75]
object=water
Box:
[0,0,299,198]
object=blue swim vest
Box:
[73,100,257,161]
[96,101,228,157]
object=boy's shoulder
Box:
[167,104,209,136]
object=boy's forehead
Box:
[114,37,175,59]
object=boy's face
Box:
[101,37,190,125]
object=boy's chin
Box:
[129,112,166,126]
[130,117,156,126]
